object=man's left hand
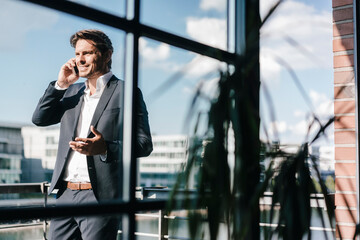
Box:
[69,126,107,156]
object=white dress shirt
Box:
[58,72,113,183]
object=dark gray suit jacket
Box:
[32,75,153,201]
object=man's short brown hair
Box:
[70,29,113,69]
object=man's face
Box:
[75,39,108,79]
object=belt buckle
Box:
[75,182,81,190]
[80,183,87,190]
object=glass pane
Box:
[259,0,334,158]
[1,0,125,123]
[1,0,130,237]
[137,37,226,190]
[0,0,128,207]
[141,0,228,51]
[259,0,335,234]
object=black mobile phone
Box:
[73,65,79,75]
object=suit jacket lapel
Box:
[87,76,118,136]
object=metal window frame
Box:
[3,0,260,239]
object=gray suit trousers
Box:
[49,188,120,240]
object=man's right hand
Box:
[57,58,79,88]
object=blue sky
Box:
[0,0,333,146]
[260,0,333,145]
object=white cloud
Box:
[0,0,59,51]
[183,76,220,99]
[181,16,227,78]
[309,89,334,119]
[183,54,227,78]
[140,14,227,79]
[294,110,305,118]
[291,90,333,122]
[200,0,226,12]
[186,17,227,50]
[260,0,332,83]
[139,38,170,62]
[309,89,328,104]
[263,89,334,144]
[138,38,180,73]
[289,119,313,136]
[288,117,334,144]
[138,39,226,81]
[260,49,282,82]
[263,116,334,144]
[270,89,334,144]
[260,0,281,20]
[269,121,288,135]
[263,120,290,141]
[200,77,219,97]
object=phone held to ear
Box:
[73,65,79,76]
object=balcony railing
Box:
[0,183,335,240]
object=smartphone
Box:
[73,65,79,76]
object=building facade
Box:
[138,135,188,187]
[22,126,190,188]
[21,125,59,183]
[0,122,23,184]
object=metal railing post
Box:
[41,182,48,240]
[158,210,168,240]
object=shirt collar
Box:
[84,71,113,97]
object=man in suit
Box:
[32,29,153,240]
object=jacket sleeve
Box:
[135,88,153,157]
[102,88,152,162]
[32,81,67,126]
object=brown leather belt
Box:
[66,182,92,190]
